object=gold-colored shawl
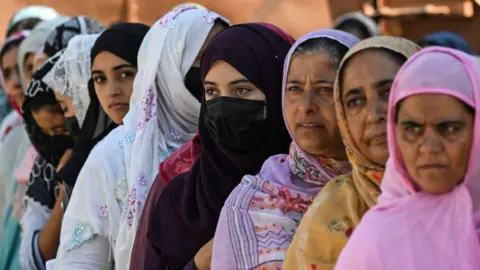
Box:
[283,36,420,270]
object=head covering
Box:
[283,36,420,270]
[115,6,229,268]
[91,22,149,67]
[43,16,105,57]
[18,17,70,90]
[334,12,380,38]
[7,5,59,36]
[335,47,480,270]
[211,29,357,270]
[130,22,294,270]
[419,31,474,54]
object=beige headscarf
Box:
[283,36,420,270]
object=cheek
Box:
[284,101,297,132]
[321,102,338,131]
[345,112,365,146]
[95,88,109,108]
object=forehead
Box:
[342,49,403,86]
[398,94,471,119]
[204,60,246,82]
[92,51,131,71]
[287,53,337,79]
[1,46,19,68]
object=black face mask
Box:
[35,133,75,166]
[184,67,203,102]
[205,96,268,152]
[64,117,81,143]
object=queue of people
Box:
[0,3,478,270]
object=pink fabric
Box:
[335,47,480,270]
[14,146,38,184]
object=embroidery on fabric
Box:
[114,177,128,213]
[124,132,136,143]
[66,223,96,251]
[98,205,109,219]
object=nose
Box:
[299,87,318,114]
[419,128,443,155]
[12,70,22,90]
[366,99,387,124]
[107,80,122,97]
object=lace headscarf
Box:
[43,34,99,127]
[43,16,104,57]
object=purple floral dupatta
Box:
[211,29,359,270]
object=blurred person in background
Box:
[418,31,474,55]
[334,12,380,40]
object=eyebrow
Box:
[344,88,363,98]
[91,70,103,75]
[113,64,135,71]
[373,79,394,88]
[287,80,333,84]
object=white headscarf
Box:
[7,5,59,34]
[17,17,70,90]
[114,5,229,268]
[43,34,99,127]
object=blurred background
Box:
[2,0,480,51]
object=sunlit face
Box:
[192,21,228,68]
[23,53,36,87]
[395,94,474,194]
[284,52,345,159]
[54,91,77,118]
[204,60,266,102]
[341,49,403,165]
[2,46,24,106]
[91,51,136,124]
[32,108,67,136]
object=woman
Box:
[54,6,225,269]
[210,29,358,270]
[130,22,294,270]
[334,12,380,40]
[18,17,70,90]
[419,31,474,54]
[335,47,480,269]
[20,54,75,270]
[46,23,150,197]
[6,5,59,37]
[282,36,419,269]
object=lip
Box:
[369,132,387,145]
[296,123,325,128]
[418,164,448,171]
[109,102,129,109]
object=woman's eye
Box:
[93,76,106,84]
[236,87,251,95]
[381,89,391,99]
[405,125,423,134]
[318,87,333,93]
[439,123,462,135]
[287,86,301,93]
[205,88,218,97]
[347,98,365,108]
[120,71,134,79]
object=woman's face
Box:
[54,91,77,118]
[284,52,345,159]
[2,46,24,106]
[91,51,137,124]
[341,49,402,165]
[204,60,266,102]
[32,107,67,136]
[23,53,35,86]
[395,94,474,194]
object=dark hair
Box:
[335,20,371,40]
[394,98,474,124]
[293,37,349,68]
[30,97,63,115]
[6,18,42,37]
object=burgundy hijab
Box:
[130,23,294,269]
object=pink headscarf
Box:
[335,47,480,270]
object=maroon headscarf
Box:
[130,23,294,270]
